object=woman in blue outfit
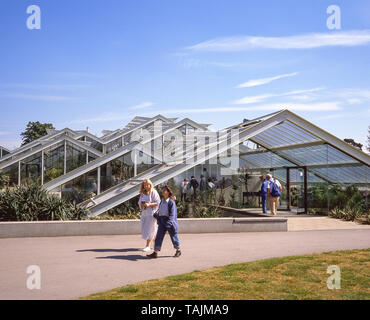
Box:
[147,185,181,259]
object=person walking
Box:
[259,175,269,215]
[266,174,282,216]
[180,178,189,202]
[147,185,181,259]
[188,176,199,201]
[138,179,160,252]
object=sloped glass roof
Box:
[240,150,294,169]
[279,144,357,166]
[252,120,322,149]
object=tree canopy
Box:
[344,138,363,151]
[21,121,55,146]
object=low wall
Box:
[0,217,287,238]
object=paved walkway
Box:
[0,227,369,300]
[287,216,370,231]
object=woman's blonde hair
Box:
[140,179,154,195]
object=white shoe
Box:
[142,247,151,252]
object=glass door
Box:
[287,167,307,214]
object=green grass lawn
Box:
[81,249,370,300]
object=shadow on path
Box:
[76,248,139,253]
[96,254,172,261]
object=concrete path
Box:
[287,216,370,231]
[0,228,369,300]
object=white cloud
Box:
[0,92,74,102]
[129,102,155,110]
[69,113,132,125]
[187,30,370,51]
[152,102,340,115]
[236,72,298,88]
[68,102,155,125]
[232,88,324,105]
[315,109,369,120]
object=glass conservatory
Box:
[0,110,369,216]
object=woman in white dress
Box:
[138,179,160,252]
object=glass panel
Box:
[288,168,305,214]
[61,169,98,203]
[44,142,65,184]
[100,152,135,193]
[106,137,123,153]
[20,151,42,184]
[85,136,103,152]
[0,162,18,186]
[66,142,87,173]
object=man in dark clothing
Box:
[188,176,199,201]
[260,175,269,214]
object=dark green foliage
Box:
[0,182,87,221]
[307,183,366,213]
[192,204,220,218]
[329,206,369,224]
[21,121,55,146]
[102,196,141,219]
[0,171,10,189]
[344,138,363,150]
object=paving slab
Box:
[287,216,370,231]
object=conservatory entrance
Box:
[286,166,307,214]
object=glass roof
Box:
[239,141,369,185]
[252,120,322,149]
[279,144,357,166]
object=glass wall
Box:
[44,142,65,184]
[100,152,135,193]
[0,162,18,187]
[66,142,87,172]
[85,136,103,153]
[20,151,42,184]
[61,169,98,203]
[106,137,123,153]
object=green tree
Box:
[21,121,55,146]
[344,138,363,150]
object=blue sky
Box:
[0,0,369,150]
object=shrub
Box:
[0,182,87,221]
[100,197,141,219]
[0,171,10,189]
[192,203,221,218]
[329,205,369,224]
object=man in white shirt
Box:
[266,174,282,215]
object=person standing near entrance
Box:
[147,185,181,259]
[259,175,269,215]
[188,176,199,201]
[138,179,160,252]
[266,174,282,215]
[180,178,189,202]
